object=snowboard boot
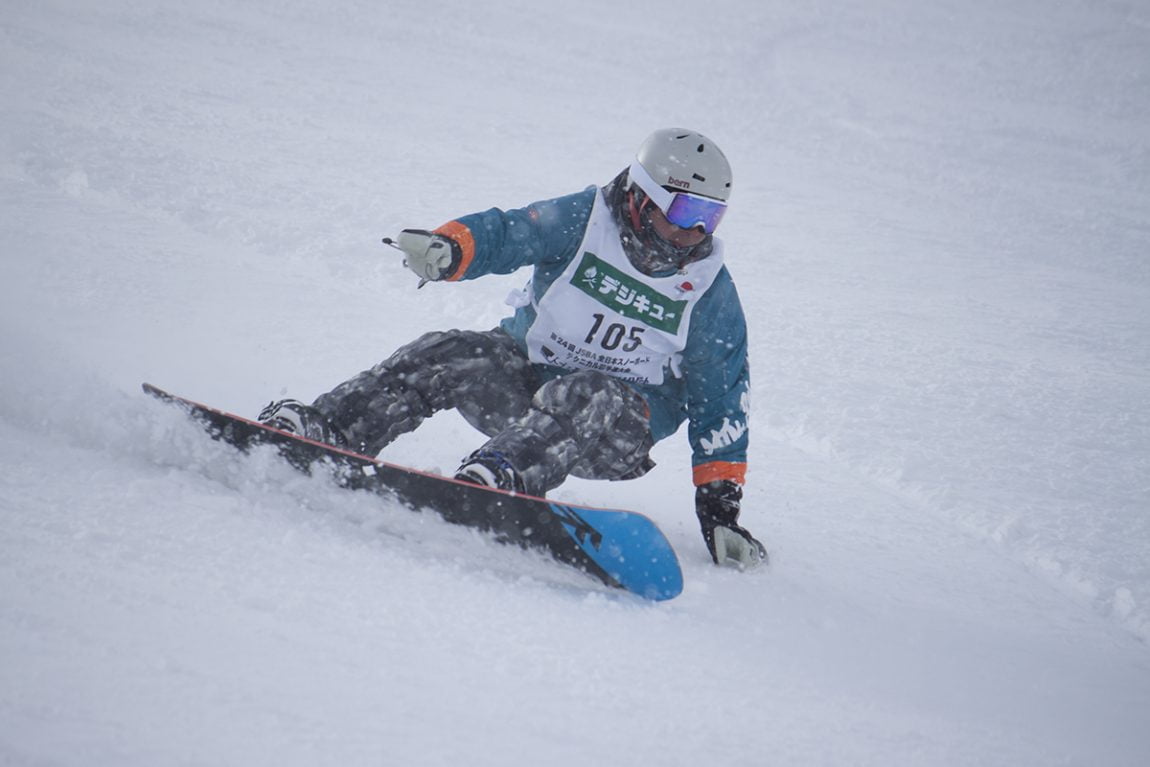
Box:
[454,450,527,495]
[258,399,350,450]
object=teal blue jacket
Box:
[434,186,750,486]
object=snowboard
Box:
[143,384,683,601]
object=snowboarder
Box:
[260,128,766,568]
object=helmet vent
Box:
[637,128,731,205]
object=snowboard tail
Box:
[143,384,683,600]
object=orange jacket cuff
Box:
[433,221,476,281]
[693,461,746,486]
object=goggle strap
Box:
[627,160,677,212]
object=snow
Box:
[2,0,1149,764]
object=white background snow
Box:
[2,0,1149,764]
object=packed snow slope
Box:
[2,0,1149,764]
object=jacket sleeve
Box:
[430,189,596,280]
[681,269,751,486]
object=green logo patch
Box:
[570,251,687,334]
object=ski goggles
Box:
[628,160,728,234]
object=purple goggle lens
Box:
[629,160,728,234]
[663,192,727,234]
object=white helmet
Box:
[631,128,732,204]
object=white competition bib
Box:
[522,191,724,385]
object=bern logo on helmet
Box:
[666,176,691,189]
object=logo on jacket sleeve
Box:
[700,417,748,456]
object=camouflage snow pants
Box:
[311,328,654,496]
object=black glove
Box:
[696,480,768,568]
